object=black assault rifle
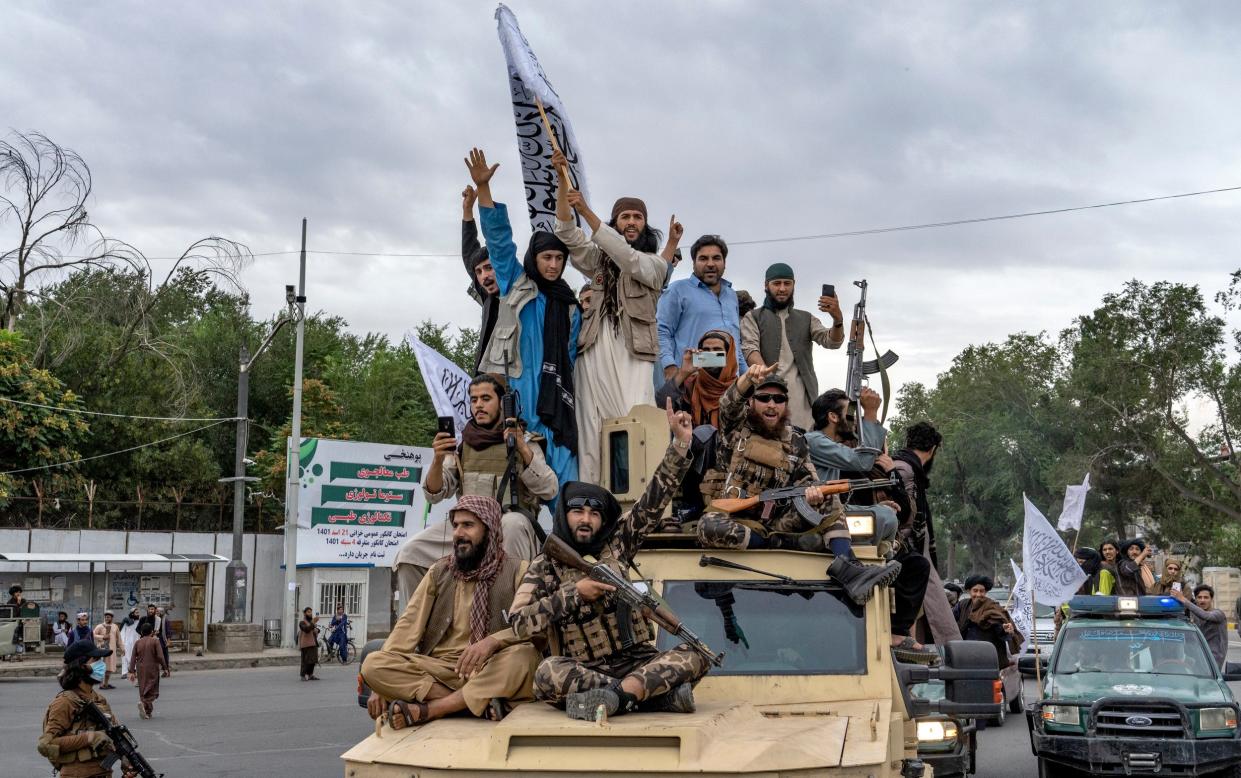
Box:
[543,535,724,667]
[844,280,899,449]
[81,701,162,778]
[709,476,900,525]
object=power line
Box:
[0,396,241,423]
[0,419,232,476]
[46,184,1241,261]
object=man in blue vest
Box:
[739,263,844,430]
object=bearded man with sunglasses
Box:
[696,365,900,604]
[508,399,708,720]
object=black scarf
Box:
[894,448,936,566]
[762,292,793,311]
[523,231,579,454]
[551,481,623,558]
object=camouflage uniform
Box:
[697,382,848,549]
[509,444,710,705]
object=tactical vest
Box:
[418,556,522,654]
[458,439,539,515]
[579,259,662,361]
[700,425,797,503]
[753,307,817,407]
[552,555,654,663]
[37,690,109,770]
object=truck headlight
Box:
[1199,707,1238,732]
[1041,705,1080,726]
[916,720,958,743]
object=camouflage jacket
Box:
[700,381,818,501]
[509,444,691,660]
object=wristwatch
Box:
[672,438,690,451]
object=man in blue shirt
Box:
[656,235,742,387]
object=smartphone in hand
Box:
[692,351,727,368]
[437,416,456,436]
[822,284,836,298]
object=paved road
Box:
[971,641,1241,777]
[1,661,371,778]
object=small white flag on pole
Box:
[1022,494,1087,606]
[409,336,472,438]
[1009,559,1034,653]
[495,3,590,233]
[1056,473,1091,532]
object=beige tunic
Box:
[363,561,538,717]
[92,622,122,673]
[556,218,666,484]
[740,307,842,430]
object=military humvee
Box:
[343,407,999,777]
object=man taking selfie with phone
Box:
[740,263,845,430]
[656,234,742,389]
[654,330,738,428]
[393,374,558,600]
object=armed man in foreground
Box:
[363,495,541,728]
[508,399,710,720]
[394,374,555,600]
[38,639,152,778]
[695,364,901,605]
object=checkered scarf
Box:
[447,495,506,643]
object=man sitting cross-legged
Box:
[362,495,540,728]
[508,399,709,720]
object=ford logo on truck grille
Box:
[1125,716,1154,727]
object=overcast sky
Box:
[4,1,1241,406]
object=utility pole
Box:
[222,304,296,623]
[283,218,308,648]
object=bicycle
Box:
[320,621,357,665]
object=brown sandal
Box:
[388,699,429,731]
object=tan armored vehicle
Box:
[343,408,998,777]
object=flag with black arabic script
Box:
[1022,494,1087,606]
[495,3,589,233]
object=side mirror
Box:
[1224,662,1241,682]
[1018,655,1048,676]
[898,640,1001,718]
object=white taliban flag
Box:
[409,336,472,438]
[1022,494,1087,606]
[1056,472,1091,532]
[1009,559,1034,653]
[495,3,590,233]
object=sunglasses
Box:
[753,393,788,405]
[566,495,607,511]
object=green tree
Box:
[0,330,89,519]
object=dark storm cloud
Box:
[3,0,1240,397]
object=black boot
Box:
[827,556,902,605]
[566,684,639,721]
[641,683,696,714]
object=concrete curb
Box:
[0,652,301,680]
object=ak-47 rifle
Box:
[497,350,546,542]
[709,476,900,525]
[844,280,899,449]
[80,701,162,778]
[543,535,724,667]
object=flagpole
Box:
[1029,574,1042,690]
[1070,528,1080,552]
[534,96,572,184]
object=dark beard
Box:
[923,454,935,474]
[453,536,487,570]
[746,407,787,438]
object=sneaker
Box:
[645,683,696,714]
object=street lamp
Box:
[220,290,301,624]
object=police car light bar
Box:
[1068,595,1183,617]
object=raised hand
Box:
[464,148,499,188]
[667,214,684,245]
[666,397,693,450]
[462,185,478,218]
[747,362,778,385]
[551,149,571,183]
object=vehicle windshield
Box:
[1054,625,1215,678]
[655,580,866,675]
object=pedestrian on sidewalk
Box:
[298,607,320,681]
[119,607,140,679]
[92,611,123,689]
[69,612,93,643]
[6,584,27,661]
[52,611,71,649]
[128,622,168,719]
